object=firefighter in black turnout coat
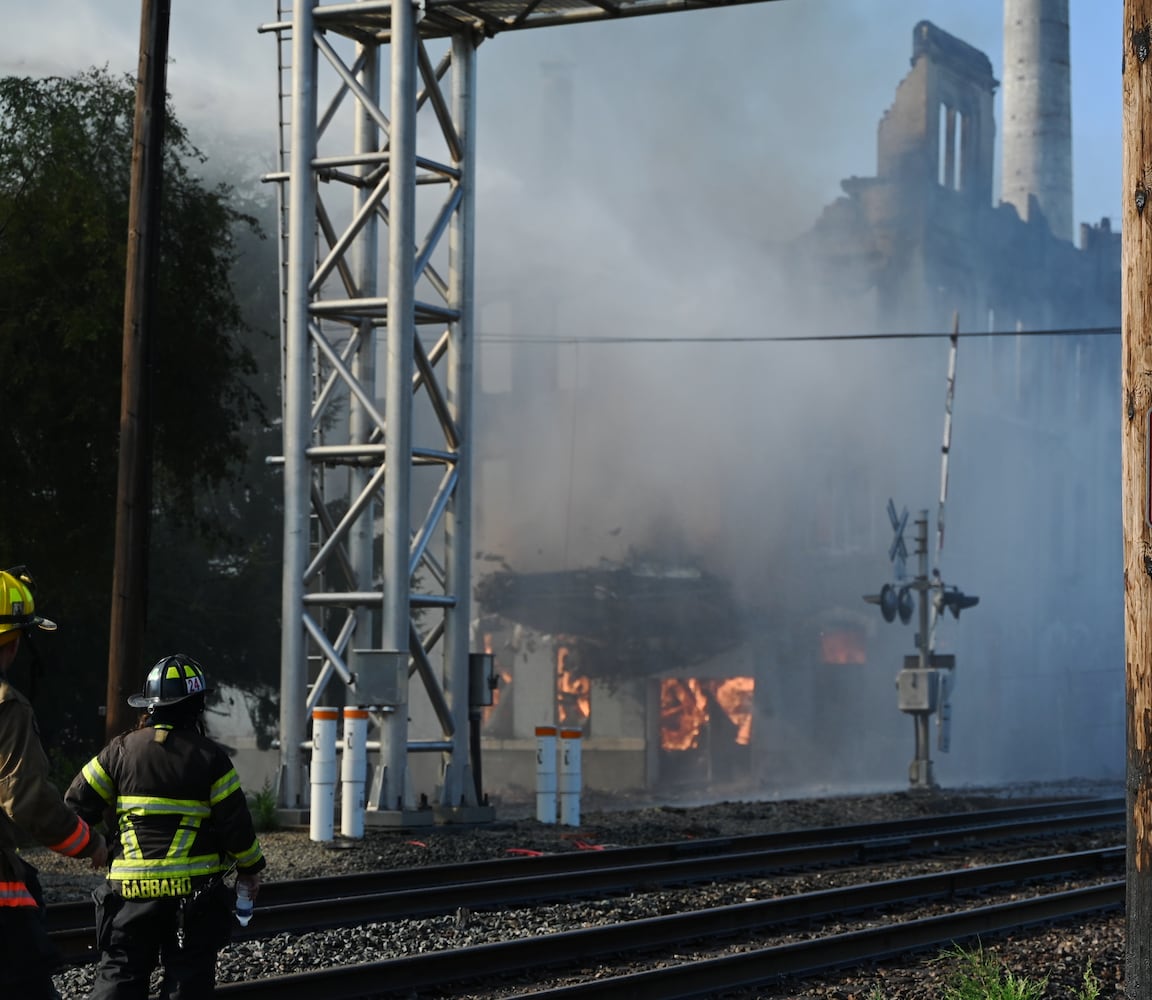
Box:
[66,654,266,998]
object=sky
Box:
[0,1,1125,233]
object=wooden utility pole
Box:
[106,0,170,740]
[1126,4,1152,996]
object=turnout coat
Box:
[66,722,266,898]
[0,679,101,907]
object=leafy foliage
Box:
[248,778,281,833]
[935,943,1046,1000]
[864,945,1104,999]
[0,68,281,749]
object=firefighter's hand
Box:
[237,872,261,900]
[89,833,109,870]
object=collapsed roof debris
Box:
[474,556,743,679]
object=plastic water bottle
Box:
[235,881,254,926]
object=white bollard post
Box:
[559,728,582,827]
[309,707,338,842]
[341,707,369,838]
[535,725,557,824]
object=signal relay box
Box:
[896,655,954,713]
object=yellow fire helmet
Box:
[0,567,57,640]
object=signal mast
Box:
[864,319,979,789]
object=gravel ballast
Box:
[28,782,1126,998]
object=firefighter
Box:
[0,566,108,999]
[66,653,266,999]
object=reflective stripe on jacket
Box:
[0,879,37,907]
[0,680,98,906]
[65,723,266,887]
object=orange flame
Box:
[660,677,754,750]
[820,628,867,664]
[714,677,754,745]
[661,678,709,750]
[480,633,512,727]
[481,671,513,727]
[557,646,590,727]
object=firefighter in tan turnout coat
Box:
[0,566,108,998]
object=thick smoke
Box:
[470,5,1123,797]
[2,1,1122,800]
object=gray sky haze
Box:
[1,2,1124,233]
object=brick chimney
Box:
[1001,0,1073,241]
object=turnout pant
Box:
[0,864,61,1000]
[88,880,232,1000]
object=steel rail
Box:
[207,849,1124,998]
[46,794,1122,932]
[512,882,1124,999]
[50,799,1123,964]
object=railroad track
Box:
[49,795,1121,965]
[50,796,1123,967]
[207,847,1124,998]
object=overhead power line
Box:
[478,325,1120,345]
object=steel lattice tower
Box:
[265,0,784,824]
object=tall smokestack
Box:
[1000,0,1073,241]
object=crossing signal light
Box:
[938,587,979,619]
[879,584,897,622]
[897,586,914,624]
[865,584,915,625]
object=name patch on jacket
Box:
[116,876,194,899]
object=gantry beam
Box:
[293,0,790,41]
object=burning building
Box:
[470,13,1121,803]
[474,556,758,797]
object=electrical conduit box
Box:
[352,649,406,707]
[897,667,939,714]
[896,655,955,713]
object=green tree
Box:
[144,185,285,741]
[0,68,276,748]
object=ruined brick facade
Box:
[791,20,1118,336]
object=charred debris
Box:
[473,552,744,680]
